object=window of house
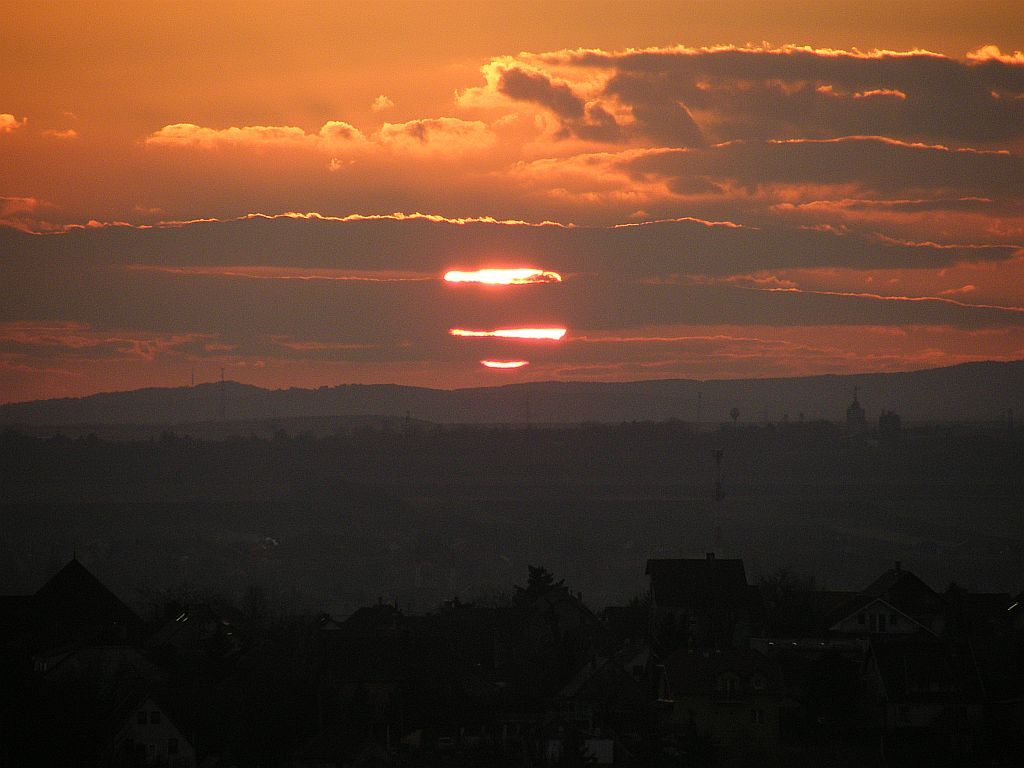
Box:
[751,709,765,724]
[138,711,148,725]
[150,711,161,724]
[168,738,178,755]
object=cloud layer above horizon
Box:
[3,2,1024,403]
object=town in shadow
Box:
[2,392,1023,767]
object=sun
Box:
[443,268,562,285]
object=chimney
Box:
[706,552,715,561]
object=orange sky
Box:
[2,1,1024,404]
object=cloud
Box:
[371,94,395,112]
[319,120,367,147]
[461,60,625,143]
[966,45,1024,65]
[497,66,585,120]
[621,136,1024,199]
[145,121,367,151]
[509,44,1024,146]
[146,117,494,156]
[506,136,1024,231]
[0,113,26,133]
[1,195,42,215]
[376,117,496,153]
[4,214,1024,400]
[0,321,212,361]
[146,122,310,148]
[0,196,49,232]
[128,264,434,282]
[41,128,78,139]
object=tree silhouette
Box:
[515,565,565,603]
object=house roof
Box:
[645,557,750,610]
[823,565,945,631]
[829,596,937,636]
[859,566,944,616]
[29,559,141,646]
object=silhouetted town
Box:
[2,552,1022,767]
[2,388,1023,767]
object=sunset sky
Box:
[3,0,1024,403]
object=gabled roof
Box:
[30,559,141,645]
[823,565,946,631]
[829,596,937,636]
[859,566,944,616]
[645,557,749,610]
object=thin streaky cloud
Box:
[127,265,435,282]
[754,286,1024,314]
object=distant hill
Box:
[2,360,1022,431]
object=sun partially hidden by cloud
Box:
[444,268,563,284]
[450,328,568,340]
[481,360,530,369]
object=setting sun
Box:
[481,360,529,369]
[449,328,567,340]
[443,269,563,285]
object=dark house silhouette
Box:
[829,562,947,636]
[25,558,143,650]
[646,554,755,651]
[657,646,785,759]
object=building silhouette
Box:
[846,388,868,435]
